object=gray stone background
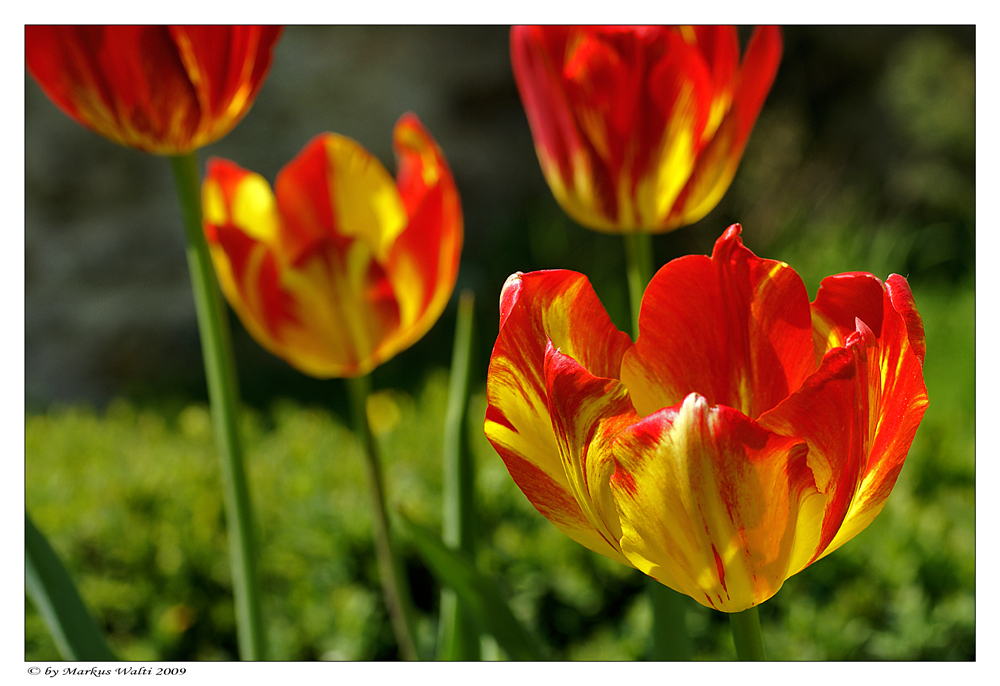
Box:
[24,25,975,410]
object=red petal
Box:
[510,26,596,206]
[760,277,929,567]
[169,26,281,126]
[690,26,740,95]
[485,270,633,562]
[621,224,815,419]
[202,157,300,347]
[544,344,639,561]
[274,134,344,265]
[731,26,783,147]
[386,113,463,323]
[886,274,927,366]
[667,26,782,225]
[810,272,888,355]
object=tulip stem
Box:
[730,606,766,660]
[438,290,481,660]
[345,373,420,661]
[647,578,692,660]
[170,152,266,661]
[623,232,654,337]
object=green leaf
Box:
[25,510,117,661]
[400,514,547,661]
[438,290,481,660]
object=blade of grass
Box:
[25,510,117,661]
[438,291,480,660]
[401,514,546,661]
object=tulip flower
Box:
[511,25,782,233]
[484,224,928,613]
[202,113,463,379]
[25,25,282,155]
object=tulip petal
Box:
[633,30,715,228]
[169,26,282,143]
[263,134,405,376]
[26,26,280,154]
[611,393,811,612]
[822,282,929,556]
[485,270,633,564]
[885,274,927,366]
[669,25,782,226]
[760,275,929,570]
[544,344,638,561]
[203,158,299,353]
[729,26,784,149]
[382,114,463,357]
[511,26,612,231]
[621,225,815,419]
[27,27,198,152]
[809,272,887,359]
[690,26,740,108]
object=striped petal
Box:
[510,25,780,234]
[510,25,606,230]
[484,270,633,563]
[381,114,463,361]
[170,25,282,146]
[203,114,460,378]
[620,224,815,419]
[271,131,407,377]
[670,25,782,225]
[202,158,300,358]
[630,29,716,229]
[544,345,638,562]
[611,393,811,612]
[759,273,929,571]
[26,26,281,155]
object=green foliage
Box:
[401,514,546,660]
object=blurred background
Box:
[25,25,974,660]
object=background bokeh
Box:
[25,25,975,660]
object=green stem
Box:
[623,232,654,336]
[437,291,480,660]
[169,152,265,661]
[345,374,420,661]
[730,606,766,660]
[646,578,691,661]
[25,511,117,661]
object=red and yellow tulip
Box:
[511,25,782,233]
[484,225,928,612]
[25,25,282,155]
[202,113,462,378]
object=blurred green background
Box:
[25,26,974,660]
